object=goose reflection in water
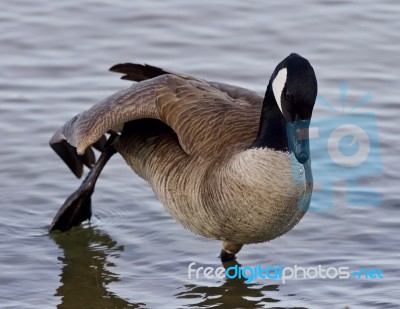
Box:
[176,260,305,309]
[51,226,145,309]
[51,226,302,309]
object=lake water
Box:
[1,1,399,308]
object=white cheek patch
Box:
[272,68,287,115]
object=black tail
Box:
[109,63,171,82]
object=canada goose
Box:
[49,53,317,262]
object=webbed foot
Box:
[50,134,118,232]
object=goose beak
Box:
[286,120,310,164]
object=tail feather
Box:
[109,63,171,82]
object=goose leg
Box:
[49,134,118,232]
[220,241,243,262]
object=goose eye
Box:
[285,90,292,101]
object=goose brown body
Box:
[51,71,311,244]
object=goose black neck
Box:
[251,85,288,151]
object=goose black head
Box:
[271,53,318,164]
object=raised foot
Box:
[49,134,118,232]
[49,181,94,232]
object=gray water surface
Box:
[1,1,399,308]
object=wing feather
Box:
[50,66,263,175]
